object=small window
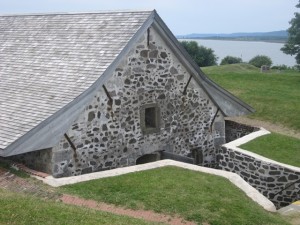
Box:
[145,107,157,128]
[140,103,160,134]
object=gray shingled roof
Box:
[0,10,254,156]
[0,11,153,151]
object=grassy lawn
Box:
[240,133,300,167]
[61,166,288,225]
[0,189,156,225]
[202,64,300,132]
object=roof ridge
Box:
[0,9,155,17]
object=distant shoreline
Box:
[177,37,287,44]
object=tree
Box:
[248,55,272,68]
[220,56,243,65]
[281,1,300,67]
[180,41,218,67]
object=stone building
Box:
[0,10,254,177]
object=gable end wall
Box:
[51,27,225,177]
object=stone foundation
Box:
[225,120,259,143]
[8,148,53,174]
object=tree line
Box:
[180,40,273,68]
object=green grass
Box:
[240,133,300,167]
[202,64,300,132]
[61,166,288,225]
[0,189,156,225]
[0,161,29,178]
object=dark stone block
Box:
[288,174,299,180]
[147,64,156,69]
[266,177,275,182]
[278,176,288,182]
[262,165,269,170]
[63,143,69,149]
[240,171,250,178]
[234,166,240,171]
[81,167,92,174]
[157,93,166,99]
[115,99,121,105]
[140,50,149,58]
[102,137,108,142]
[88,112,95,121]
[149,50,158,58]
[170,66,178,74]
[235,155,244,161]
[93,155,99,159]
[90,161,96,166]
[249,163,256,171]
[105,161,113,167]
[269,171,281,175]
[160,52,168,59]
[245,157,255,163]
[129,138,137,144]
[124,78,131,85]
[102,124,108,131]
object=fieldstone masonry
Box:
[225,120,259,143]
[50,28,225,177]
[220,124,300,208]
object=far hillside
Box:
[177,30,288,43]
[202,64,300,132]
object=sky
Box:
[0,0,299,35]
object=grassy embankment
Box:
[203,64,300,166]
[202,64,300,132]
[62,166,289,225]
[0,189,156,225]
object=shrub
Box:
[249,55,272,68]
[180,41,218,67]
[220,56,243,65]
[271,64,288,70]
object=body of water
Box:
[180,39,296,67]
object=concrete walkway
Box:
[278,201,300,215]
[37,159,276,212]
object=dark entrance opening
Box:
[145,107,157,128]
[136,153,160,165]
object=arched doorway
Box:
[136,153,160,165]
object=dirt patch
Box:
[61,194,197,225]
[228,117,300,139]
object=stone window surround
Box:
[140,103,161,135]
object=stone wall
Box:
[51,27,225,177]
[219,135,300,209]
[225,120,259,143]
[8,148,53,174]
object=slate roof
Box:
[0,10,254,156]
[0,11,153,151]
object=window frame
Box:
[140,103,161,134]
